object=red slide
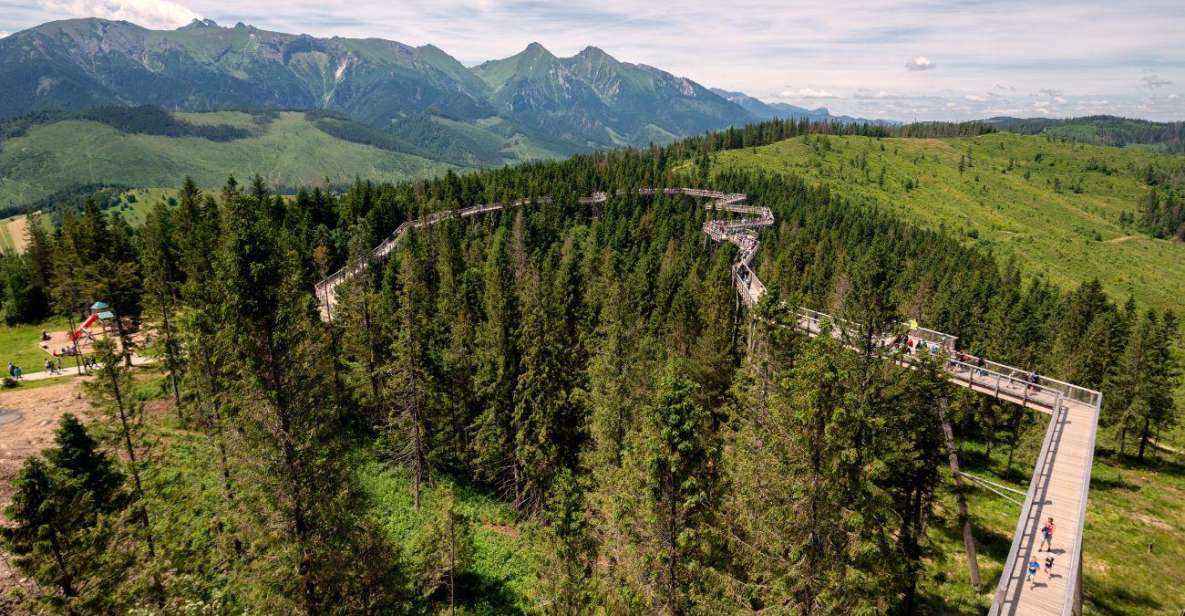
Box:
[70,313,99,342]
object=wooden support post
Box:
[939,396,982,591]
[1073,545,1083,616]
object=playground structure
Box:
[69,312,101,345]
[39,301,140,366]
[315,188,1100,616]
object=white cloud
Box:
[1142,74,1172,89]
[779,88,837,99]
[38,0,199,29]
[1169,93,1179,99]
[964,94,986,102]
[905,56,935,71]
[854,88,899,99]
[0,30,10,38]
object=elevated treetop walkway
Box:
[314,188,1100,616]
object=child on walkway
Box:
[1044,556,1055,579]
[1040,517,1056,551]
[1027,559,1040,583]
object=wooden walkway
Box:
[315,188,770,319]
[314,188,1101,616]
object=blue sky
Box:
[2,0,1183,121]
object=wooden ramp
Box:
[315,188,1101,616]
[988,397,1098,616]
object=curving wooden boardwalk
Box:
[315,188,1100,616]
[315,188,771,319]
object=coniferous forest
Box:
[0,121,1180,614]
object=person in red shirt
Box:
[1040,517,1056,551]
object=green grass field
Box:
[0,112,461,211]
[359,459,539,613]
[700,133,1185,312]
[0,317,74,374]
[0,188,174,253]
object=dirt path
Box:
[1103,234,1138,244]
[0,381,91,609]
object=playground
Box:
[1,302,143,381]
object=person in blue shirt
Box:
[1027,559,1040,583]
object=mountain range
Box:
[0,17,873,161]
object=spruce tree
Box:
[627,362,719,615]
[471,228,520,497]
[140,201,184,415]
[383,244,437,510]
[1,416,126,614]
[537,469,596,615]
[410,486,473,613]
[218,177,406,612]
[85,339,157,566]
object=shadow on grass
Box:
[932,512,1015,564]
[455,571,527,616]
[956,447,1032,483]
[1086,579,1163,615]
[1089,474,1139,493]
[1094,443,1185,475]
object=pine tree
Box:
[1,415,126,614]
[383,244,437,510]
[471,228,520,497]
[410,486,474,613]
[85,339,158,567]
[140,201,184,415]
[628,362,719,615]
[537,469,596,615]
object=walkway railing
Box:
[315,188,774,317]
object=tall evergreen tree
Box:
[140,201,184,414]
[1,415,126,614]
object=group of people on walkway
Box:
[1026,517,1058,585]
[43,358,64,375]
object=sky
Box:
[1,0,1183,121]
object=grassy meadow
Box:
[700,132,1185,312]
[0,112,460,210]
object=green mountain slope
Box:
[989,115,1185,154]
[0,18,493,123]
[473,44,752,148]
[0,19,759,156]
[701,132,1185,311]
[0,111,459,208]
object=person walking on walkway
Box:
[1044,555,1055,579]
[1027,559,1040,584]
[1040,517,1056,551]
